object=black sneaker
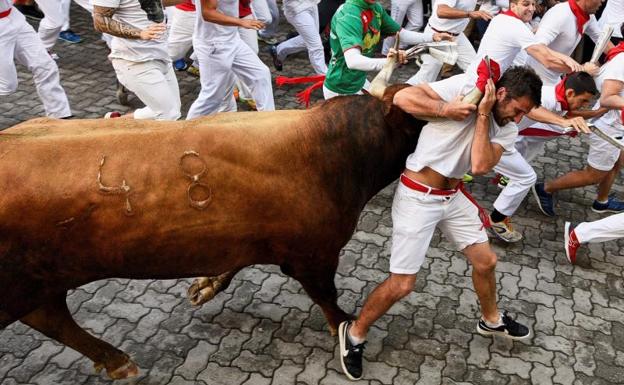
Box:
[116,81,129,106]
[476,311,530,340]
[269,45,283,71]
[338,321,365,380]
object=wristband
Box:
[477,112,489,118]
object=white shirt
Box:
[525,2,601,85]
[0,0,12,13]
[517,85,564,132]
[428,0,477,35]
[463,12,539,91]
[93,0,169,62]
[594,53,624,130]
[478,0,508,17]
[598,0,624,38]
[406,74,518,179]
[193,0,240,44]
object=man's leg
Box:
[381,0,409,55]
[462,242,499,323]
[232,41,275,111]
[167,7,195,62]
[405,0,424,32]
[282,7,326,74]
[575,212,624,244]
[13,15,71,118]
[0,14,19,96]
[34,0,64,50]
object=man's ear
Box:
[496,86,507,101]
[565,88,576,100]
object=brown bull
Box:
[0,85,424,379]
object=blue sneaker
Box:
[532,182,555,217]
[173,58,189,71]
[591,195,624,213]
[58,30,82,44]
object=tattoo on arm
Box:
[93,6,143,39]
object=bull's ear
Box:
[380,84,411,115]
[369,33,400,99]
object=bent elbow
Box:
[393,92,409,111]
[471,163,489,176]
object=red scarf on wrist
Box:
[568,0,590,36]
[500,9,522,20]
[475,58,501,93]
[554,75,570,111]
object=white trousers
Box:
[381,0,424,55]
[259,0,279,37]
[492,149,537,217]
[277,6,327,75]
[251,0,272,24]
[237,15,260,101]
[406,28,475,85]
[0,9,71,118]
[112,58,181,120]
[35,0,65,50]
[576,213,624,243]
[168,7,195,61]
[187,39,275,119]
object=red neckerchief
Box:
[568,0,590,35]
[605,42,624,62]
[475,58,501,92]
[554,75,570,111]
[361,9,378,34]
[500,9,522,20]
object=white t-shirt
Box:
[428,0,477,35]
[598,0,624,38]
[0,0,12,13]
[405,74,518,179]
[478,0,508,17]
[525,2,601,85]
[463,12,539,91]
[93,0,169,62]
[594,53,624,130]
[193,0,240,44]
[516,85,565,132]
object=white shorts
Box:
[587,123,623,171]
[390,181,488,274]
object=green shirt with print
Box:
[324,0,401,95]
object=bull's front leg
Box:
[281,257,352,336]
[187,270,239,306]
[20,293,138,379]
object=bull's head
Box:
[368,34,401,99]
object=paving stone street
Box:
[2,3,624,385]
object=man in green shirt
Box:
[323,0,452,98]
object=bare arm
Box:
[526,44,583,73]
[567,107,609,119]
[436,4,492,20]
[471,80,504,175]
[526,106,591,133]
[393,84,476,120]
[93,5,165,39]
[600,79,624,110]
[200,0,264,29]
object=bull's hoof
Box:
[94,356,139,379]
[188,277,218,306]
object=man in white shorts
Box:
[462,0,583,92]
[533,33,624,216]
[565,213,624,264]
[93,0,182,120]
[406,0,490,85]
[186,0,274,118]
[337,66,541,380]
[488,72,597,243]
[0,0,72,118]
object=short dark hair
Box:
[564,71,598,96]
[497,65,542,107]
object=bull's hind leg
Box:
[281,257,351,336]
[20,293,138,379]
[187,270,239,306]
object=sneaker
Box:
[240,98,257,110]
[531,182,555,217]
[258,34,278,45]
[116,81,129,106]
[173,58,189,71]
[497,175,510,189]
[49,51,60,61]
[104,111,122,119]
[477,311,530,340]
[591,195,624,213]
[489,216,523,243]
[15,4,44,20]
[462,173,474,183]
[269,45,283,71]
[186,65,200,77]
[233,87,240,101]
[564,221,580,264]
[58,30,83,44]
[338,321,365,381]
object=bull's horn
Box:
[369,32,400,99]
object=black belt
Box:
[429,25,460,37]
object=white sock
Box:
[347,325,366,345]
[484,313,504,328]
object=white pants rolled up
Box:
[492,149,537,217]
[576,213,624,244]
[277,6,327,75]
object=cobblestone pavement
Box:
[2,4,624,385]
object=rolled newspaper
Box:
[590,25,614,64]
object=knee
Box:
[387,274,417,299]
[472,251,498,274]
